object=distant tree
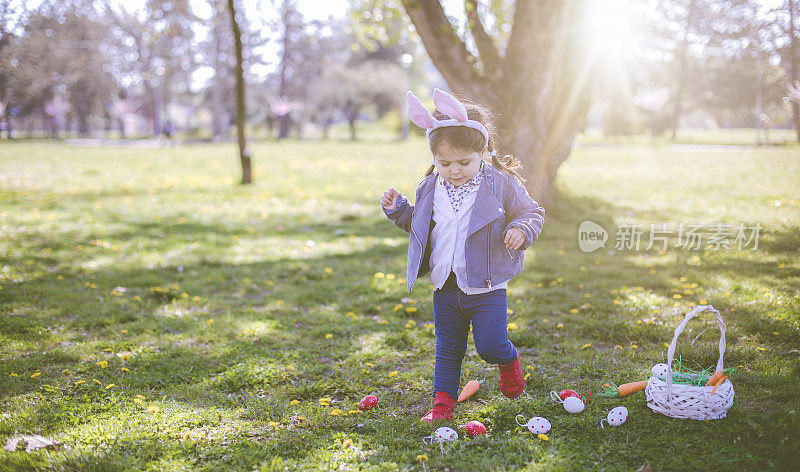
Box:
[228,0,250,184]
[10,2,116,136]
[774,0,800,141]
[308,60,407,140]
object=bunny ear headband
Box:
[407,88,496,157]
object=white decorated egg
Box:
[651,363,669,379]
[562,396,585,413]
[526,416,551,434]
[515,414,551,434]
[434,426,458,441]
[601,406,628,428]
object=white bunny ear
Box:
[407,91,437,129]
[433,88,468,123]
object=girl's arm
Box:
[504,177,545,250]
[383,194,414,234]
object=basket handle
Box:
[665,305,726,396]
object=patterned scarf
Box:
[441,161,485,213]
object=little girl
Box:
[381,89,545,422]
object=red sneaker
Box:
[420,391,456,422]
[498,352,525,398]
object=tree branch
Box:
[400,0,486,97]
[464,0,501,74]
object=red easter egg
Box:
[358,395,378,410]
[465,420,487,438]
[559,389,579,400]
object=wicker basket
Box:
[645,305,734,420]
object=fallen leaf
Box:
[4,435,60,453]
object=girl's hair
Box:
[423,95,524,182]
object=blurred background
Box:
[2,0,798,139]
[1,0,799,201]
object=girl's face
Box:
[434,144,486,188]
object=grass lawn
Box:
[0,138,798,471]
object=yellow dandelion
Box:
[673,294,682,299]
[31,372,41,378]
[97,361,108,368]
[105,383,115,389]
[93,379,102,385]
[386,274,395,280]
[556,323,564,328]
[374,272,385,278]
[325,333,333,339]
[614,345,623,349]
[756,347,766,351]
[407,320,416,326]
[538,434,549,441]
[9,373,18,377]
[405,307,417,313]
[75,380,85,385]
[290,400,300,405]
[570,309,578,314]
[543,319,549,323]
[329,409,345,416]
[207,319,214,325]
[268,421,280,427]
[631,344,639,349]
[663,343,670,348]
[324,267,333,273]
[392,304,403,312]
[348,410,360,415]
[524,373,531,380]
[388,371,398,377]
[133,398,143,404]
[507,308,513,314]
[507,323,518,331]
[133,295,141,301]
[417,454,428,461]
[121,329,128,334]
[581,343,592,350]
[147,405,160,413]
[342,438,353,448]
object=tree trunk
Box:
[401,0,592,206]
[212,0,227,140]
[228,0,251,184]
[790,0,800,142]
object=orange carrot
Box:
[617,380,649,396]
[458,380,481,402]
[711,375,728,394]
[705,370,724,387]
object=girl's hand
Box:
[381,187,400,211]
[504,227,525,250]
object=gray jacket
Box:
[383,164,545,293]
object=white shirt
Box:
[429,165,508,294]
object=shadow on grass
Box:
[1,192,799,470]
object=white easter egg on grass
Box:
[527,417,551,434]
[562,396,585,413]
[434,426,458,441]
[600,406,629,428]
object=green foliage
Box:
[0,138,798,471]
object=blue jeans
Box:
[432,272,518,400]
